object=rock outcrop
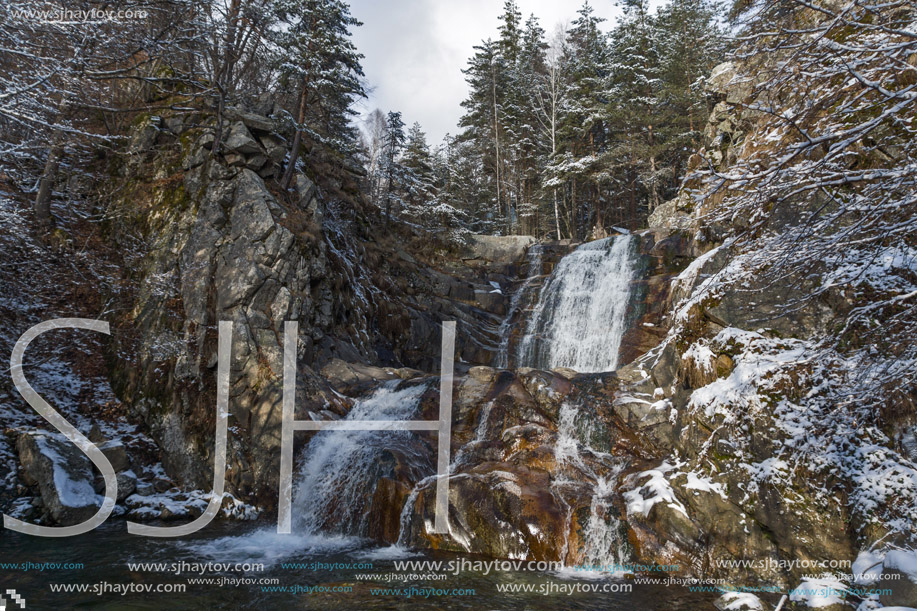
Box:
[105,108,532,508]
[461,235,536,269]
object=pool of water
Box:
[0,521,720,609]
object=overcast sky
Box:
[348,0,663,145]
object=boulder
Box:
[116,470,138,502]
[705,61,755,105]
[250,93,275,117]
[134,480,155,496]
[129,117,160,153]
[244,154,268,171]
[404,467,568,560]
[183,145,209,170]
[464,235,536,267]
[223,121,261,155]
[321,358,402,393]
[647,198,692,229]
[260,134,287,164]
[879,551,917,608]
[225,107,275,133]
[99,440,129,473]
[294,173,316,206]
[224,152,246,167]
[164,116,185,135]
[16,430,103,526]
[88,424,107,444]
[713,593,764,611]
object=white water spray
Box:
[292,381,429,535]
[517,235,637,373]
[553,402,629,571]
[495,244,543,368]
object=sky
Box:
[348,0,663,146]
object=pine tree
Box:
[437,134,495,234]
[497,0,523,64]
[448,0,725,236]
[273,0,366,191]
[513,14,549,236]
[655,0,725,183]
[458,39,510,232]
[401,122,437,212]
[382,111,406,224]
[556,1,611,237]
[605,0,664,222]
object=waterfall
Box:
[495,244,543,368]
[553,402,629,571]
[516,235,636,373]
[396,397,496,547]
[580,474,628,570]
[292,380,430,535]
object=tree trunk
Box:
[571,178,578,240]
[212,90,226,157]
[648,124,658,212]
[34,144,62,227]
[211,0,243,157]
[491,65,503,234]
[280,25,316,192]
[280,85,309,191]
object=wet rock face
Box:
[391,368,634,564]
[301,366,626,562]
[618,229,695,367]
[461,235,536,270]
[112,128,348,505]
[879,556,917,608]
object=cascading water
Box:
[495,244,543,368]
[517,235,637,373]
[292,380,432,535]
[553,402,630,571]
[286,236,637,566]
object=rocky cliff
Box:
[609,20,917,605]
[98,107,545,508]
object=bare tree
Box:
[693,0,917,411]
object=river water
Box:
[0,522,718,609]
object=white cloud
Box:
[348,0,663,144]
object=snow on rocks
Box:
[16,430,104,525]
[883,550,917,583]
[624,460,731,521]
[789,575,848,608]
[623,462,688,518]
[713,592,765,611]
[681,322,917,540]
[682,471,728,501]
[851,547,917,608]
[124,489,259,522]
